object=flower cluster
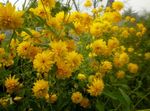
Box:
[0,0,149,110]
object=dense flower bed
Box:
[0,0,149,110]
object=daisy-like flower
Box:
[0,2,24,29]
[33,51,54,73]
[32,79,49,98]
[71,91,83,104]
[87,78,104,96]
[5,75,21,94]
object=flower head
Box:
[0,2,24,29]
[87,79,104,96]
[71,91,83,104]
[5,75,21,94]
[32,79,49,98]
[33,51,54,73]
[128,63,139,74]
[112,1,124,11]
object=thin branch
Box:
[72,0,79,11]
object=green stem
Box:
[134,91,150,108]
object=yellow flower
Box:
[5,75,21,94]
[91,39,107,55]
[128,47,134,53]
[112,1,124,11]
[0,2,24,29]
[108,37,120,50]
[30,5,49,19]
[100,61,112,74]
[77,73,86,81]
[130,17,136,23]
[125,16,131,21]
[87,79,104,96]
[27,46,42,61]
[80,97,90,108]
[10,39,19,50]
[56,59,72,79]
[38,0,56,8]
[65,51,83,69]
[111,11,122,23]
[32,79,49,98]
[0,97,9,107]
[0,48,5,56]
[49,94,57,103]
[0,34,5,42]
[121,30,129,38]
[116,70,125,79]
[71,92,83,104]
[74,22,85,34]
[50,40,67,59]
[17,41,31,58]
[33,51,54,73]
[90,22,103,37]
[128,63,139,74]
[114,52,129,67]
[84,0,92,7]
[144,52,150,60]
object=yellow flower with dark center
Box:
[5,75,21,94]
[32,79,49,98]
[0,2,24,29]
[71,92,83,104]
[87,79,104,96]
[17,41,31,58]
[33,51,54,73]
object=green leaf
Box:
[103,90,118,100]
[136,109,150,111]
[96,100,104,111]
[21,28,33,36]
[119,88,131,105]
